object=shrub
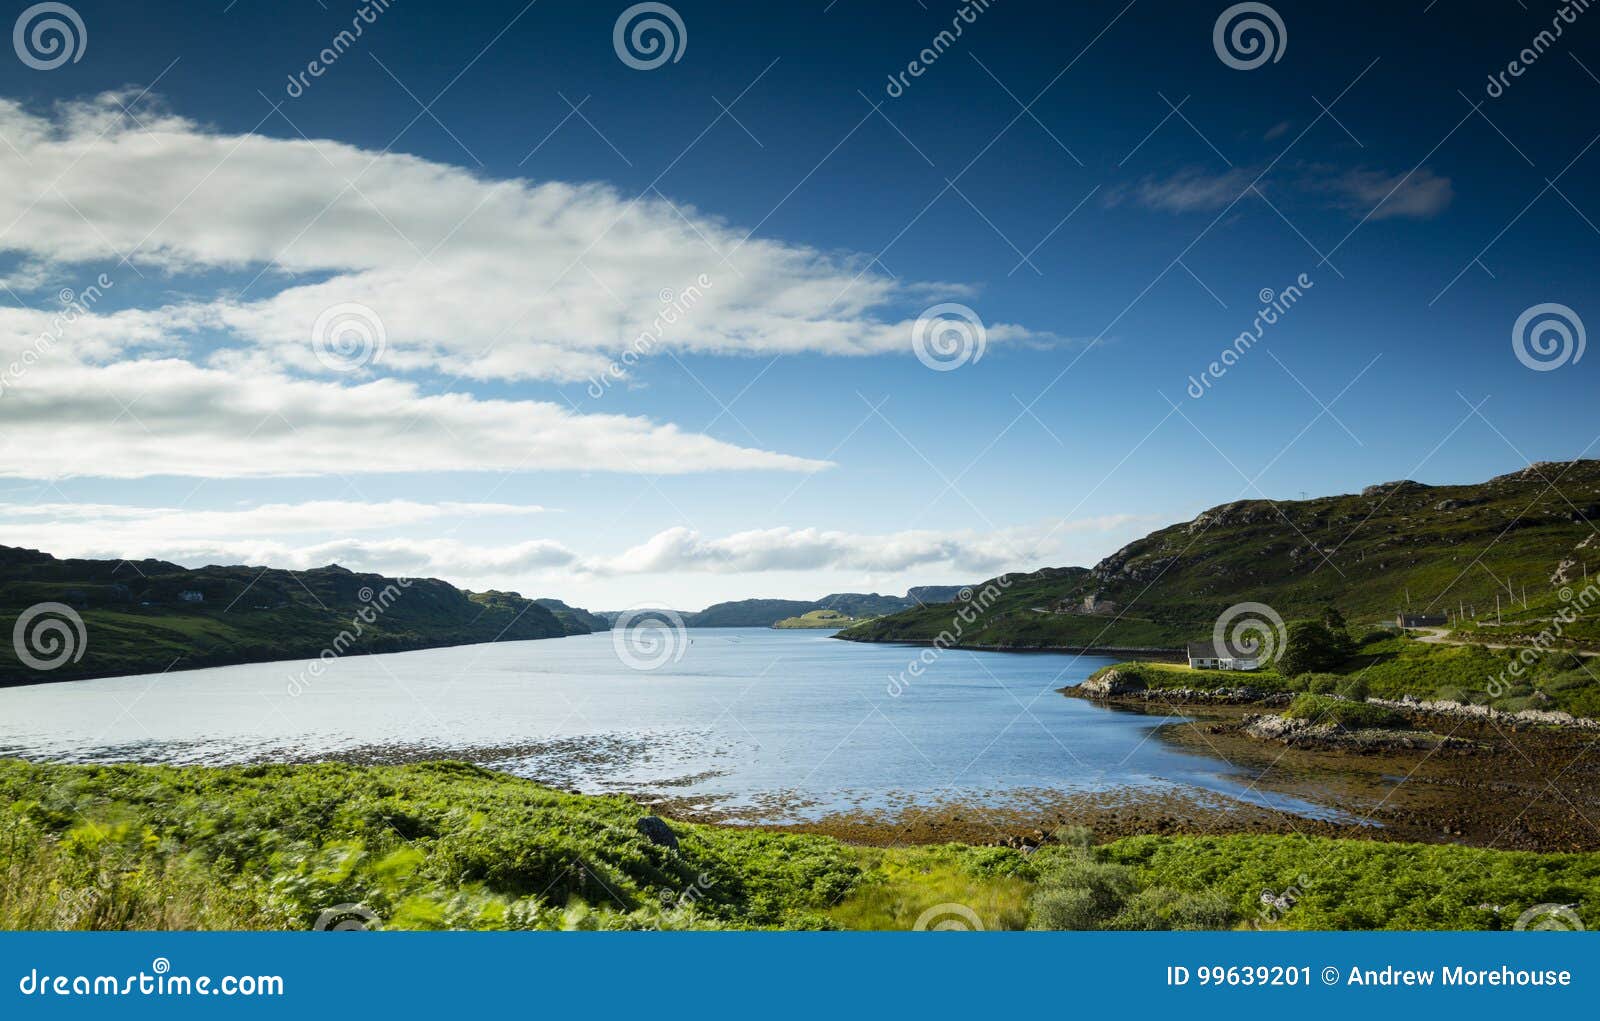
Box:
[1105,886,1235,931]
[1302,673,1341,694]
[1336,676,1370,701]
[1284,693,1405,730]
[1050,824,1094,850]
[1277,620,1347,676]
[1027,853,1136,930]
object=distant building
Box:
[1186,639,1260,671]
[178,590,205,603]
[1396,612,1446,629]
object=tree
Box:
[1277,619,1346,676]
[1318,605,1355,658]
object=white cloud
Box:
[0,503,1149,586]
[1323,167,1453,220]
[0,355,829,478]
[2,498,548,546]
[1109,167,1258,214]
[0,94,1057,386]
[1109,164,1453,221]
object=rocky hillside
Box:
[684,588,969,627]
[0,546,574,686]
[839,460,1600,650]
[535,598,612,634]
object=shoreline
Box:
[1060,681,1600,732]
[831,634,1186,660]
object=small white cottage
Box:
[1186,639,1260,671]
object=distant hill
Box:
[0,546,573,686]
[683,588,975,628]
[774,608,864,629]
[685,598,819,628]
[840,461,1600,651]
[534,598,611,635]
[906,585,966,604]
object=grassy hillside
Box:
[774,609,863,629]
[0,546,571,686]
[1089,631,1600,718]
[535,599,611,635]
[687,598,819,627]
[686,591,951,627]
[4,760,1596,931]
[842,460,1600,651]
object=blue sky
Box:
[0,0,1595,609]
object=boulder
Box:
[1078,669,1148,698]
[636,816,679,850]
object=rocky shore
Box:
[1066,668,1600,731]
[1238,712,1478,752]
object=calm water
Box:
[0,629,1346,823]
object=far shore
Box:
[830,633,1186,660]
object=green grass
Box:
[5,760,1598,931]
[839,461,1600,655]
[1087,661,1295,692]
[1089,633,1600,719]
[1104,835,1600,930]
[1283,693,1406,730]
[0,548,572,685]
[774,609,864,629]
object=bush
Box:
[1284,693,1406,730]
[1336,676,1370,701]
[1106,886,1235,931]
[1027,853,1136,930]
[1277,620,1347,676]
[1029,886,1105,930]
[1050,824,1094,850]
[1303,673,1340,694]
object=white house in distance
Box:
[1186,638,1260,671]
[178,590,205,603]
